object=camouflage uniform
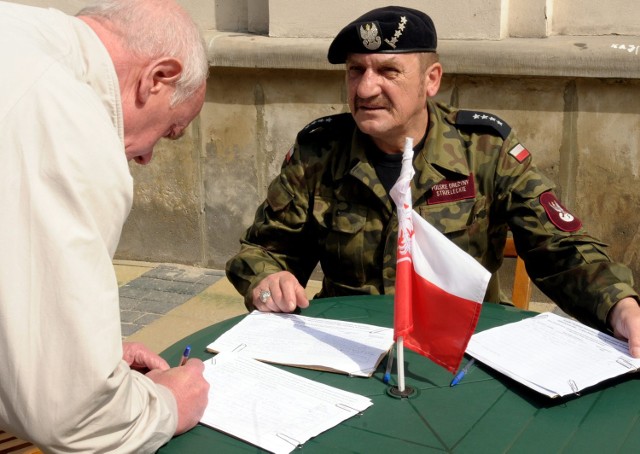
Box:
[226,101,638,331]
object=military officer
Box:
[225,6,640,356]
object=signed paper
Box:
[466,312,640,397]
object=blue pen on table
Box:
[383,345,395,384]
[450,358,476,387]
[178,345,191,367]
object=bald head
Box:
[77,0,208,106]
[77,0,209,164]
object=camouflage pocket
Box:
[416,197,485,233]
[312,198,368,233]
[266,177,294,212]
[416,197,489,256]
[573,236,611,264]
[313,197,369,285]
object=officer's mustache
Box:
[354,96,391,110]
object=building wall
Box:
[9,1,640,296]
[14,0,640,38]
[116,64,640,279]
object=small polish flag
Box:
[390,139,491,373]
[508,144,530,163]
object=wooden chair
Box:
[0,431,42,454]
[504,237,532,310]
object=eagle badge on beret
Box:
[360,23,382,50]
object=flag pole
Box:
[397,337,405,392]
[386,136,416,399]
[397,136,411,394]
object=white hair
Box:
[77,0,209,106]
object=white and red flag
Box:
[389,138,491,374]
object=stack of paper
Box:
[206,311,394,377]
[466,312,640,397]
[200,312,394,452]
[201,352,373,454]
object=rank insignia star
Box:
[457,110,512,140]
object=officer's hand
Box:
[608,297,640,357]
[252,271,309,313]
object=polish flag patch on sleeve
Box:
[284,146,294,164]
[508,143,530,163]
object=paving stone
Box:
[119,297,139,311]
[135,313,162,326]
[125,277,181,293]
[136,288,186,304]
[119,285,151,300]
[143,265,221,284]
[120,310,146,323]
[119,264,222,338]
[121,323,143,337]
[138,298,187,315]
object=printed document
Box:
[206,311,394,376]
[200,352,373,454]
[466,312,640,397]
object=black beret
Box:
[327,6,437,64]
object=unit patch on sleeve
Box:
[539,192,582,232]
[427,174,476,205]
[508,143,530,163]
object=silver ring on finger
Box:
[259,289,271,304]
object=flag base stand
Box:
[386,385,418,399]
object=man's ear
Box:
[425,62,443,98]
[137,57,183,104]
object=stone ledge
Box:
[204,31,640,79]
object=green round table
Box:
[158,295,640,453]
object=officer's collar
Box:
[414,101,471,179]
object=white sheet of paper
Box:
[200,352,373,454]
[466,312,640,397]
[206,311,394,376]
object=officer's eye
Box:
[380,66,401,78]
[347,66,365,77]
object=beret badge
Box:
[359,23,382,51]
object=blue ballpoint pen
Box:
[178,345,191,367]
[383,345,395,384]
[450,358,476,387]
